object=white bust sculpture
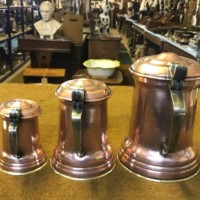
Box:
[34,1,62,39]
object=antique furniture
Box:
[126,18,198,60]
[87,34,121,60]
[23,68,66,83]
[18,36,71,68]
[18,35,88,80]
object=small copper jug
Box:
[118,53,200,181]
[51,78,115,180]
[0,99,47,175]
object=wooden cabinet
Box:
[18,34,88,80]
[88,34,121,60]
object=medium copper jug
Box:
[0,99,47,175]
[51,78,115,180]
[118,52,200,181]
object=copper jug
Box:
[118,52,200,181]
[0,99,47,175]
[51,78,115,180]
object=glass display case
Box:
[0,0,40,81]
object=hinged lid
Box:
[55,78,111,102]
[130,52,200,80]
[0,99,41,119]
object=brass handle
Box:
[72,89,85,157]
[161,91,185,155]
[160,63,187,155]
[8,108,22,158]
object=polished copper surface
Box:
[55,78,112,101]
[130,52,200,79]
[0,99,47,175]
[118,53,200,181]
[51,78,115,180]
[0,98,41,118]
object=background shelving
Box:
[0,0,40,81]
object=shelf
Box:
[10,31,23,39]
[0,0,41,82]
[0,36,9,42]
[8,6,22,10]
[126,18,198,60]
[24,28,33,34]
[0,6,7,10]
[0,58,29,82]
[23,5,33,9]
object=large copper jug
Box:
[51,78,115,180]
[118,53,200,181]
[0,99,47,175]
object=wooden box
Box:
[88,35,121,60]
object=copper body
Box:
[0,99,47,175]
[118,53,200,181]
[51,79,115,180]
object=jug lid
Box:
[0,99,41,119]
[130,52,200,80]
[55,78,111,102]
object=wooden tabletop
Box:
[0,83,200,200]
[72,69,123,85]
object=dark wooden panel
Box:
[18,37,71,53]
[88,35,121,60]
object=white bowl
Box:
[83,59,120,79]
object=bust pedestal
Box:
[18,36,71,69]
[18,35,88,80]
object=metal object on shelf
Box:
[51,78,115,180]
[118,52,200,182]
[0,99,47,175]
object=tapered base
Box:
[50,150,116,180]
[118,145,200,182]
[0,148,47,175]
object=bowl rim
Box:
[83,59,120,69]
